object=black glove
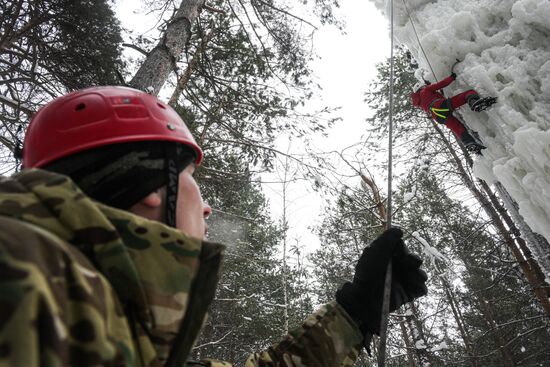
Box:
[335,228,428,336]
[450,72,457,79]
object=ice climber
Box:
[0,86,428,366]
[410,72,497,154]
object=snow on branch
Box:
[193,331,233,349]
[411,231,450,263]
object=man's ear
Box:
[128,188,165,222]
[139,191,163,208]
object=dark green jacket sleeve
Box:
[244,302,363,367]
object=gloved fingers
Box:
[380,227,404,241]
[363,227,405,262]
[379,228,405,255]
[394,252,424,272]
[417,267,428,282]
[389,278,428,312]
[393,254,425,287]
[395,266,428,286]
[370,228,403,252]
[411,282,428,299]
[403,281,428,300]
[389,282,410,312]
[354,240,398,281]
[398,269,428,299]
[354,247,386,281]
[355,245,415,286]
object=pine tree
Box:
[0,0,124,170]
[162,0,340,170]
[311,164,550,366]
[396,172,550,366]
[192,153,313,363]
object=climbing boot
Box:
[469,96,497,112]
[464,141,486,154]
[460,131,486,154]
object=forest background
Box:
[1,0,549,366]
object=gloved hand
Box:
[335,228,428,336]
[450,72,457,79]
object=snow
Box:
[403,187,416,202]
[412,231,450,263]
[429,341,448,352]
[415,340,427,349]
[369,0,550,280]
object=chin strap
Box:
[165,144,180,228]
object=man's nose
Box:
[203,204,212,219]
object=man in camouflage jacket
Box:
[0,87,427,366]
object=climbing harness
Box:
[431,107,450,119]
[429,99,452,123]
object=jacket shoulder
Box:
[0,215,135,366]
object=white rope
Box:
[401,0,438,81]
[387,1,395,231]
[378,0,395,365]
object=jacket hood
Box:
[0,169,223,364]
[411,91,421,107]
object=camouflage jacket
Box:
[0,169,363,366]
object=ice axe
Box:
[451,58,461,74]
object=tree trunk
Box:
[130,0,205,95]
[399,317,417,367]
[476,295,516,367]
[432,123,550,317]
[494,182,550,281]
[280,153,291,334]
[480,180,550,306]
[437,270,479,367]
[405,303,433,366]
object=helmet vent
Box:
[75,103,86,111]
[157,103,166,110]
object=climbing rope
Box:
[378,0,395,365]
[401,0,438,81]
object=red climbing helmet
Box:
[23,86,203,168]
